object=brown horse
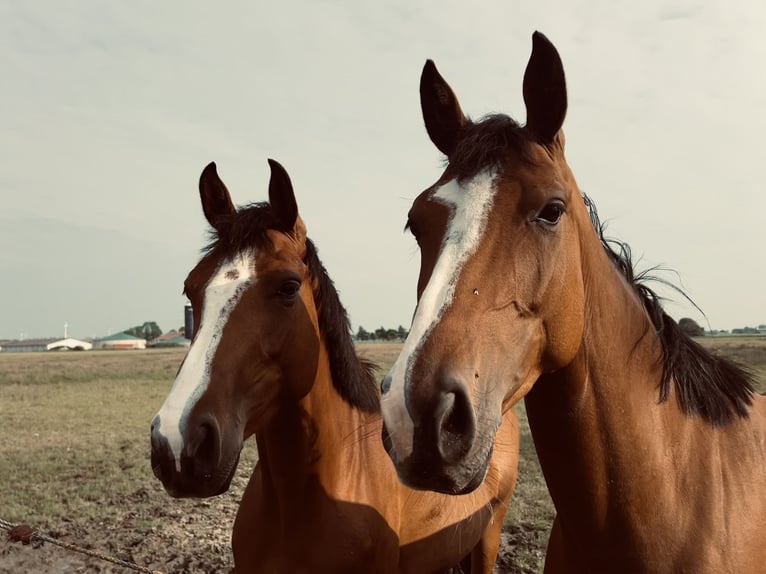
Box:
[380,31,766,573]
[149,160,519,573]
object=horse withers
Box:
[150,160,519,573]
[380,31,766,573]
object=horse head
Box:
[150,160,320,497]
[381,32,589,494]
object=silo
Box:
[184,304,194,340]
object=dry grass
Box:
[696,335,766,393]
[1,350,178,518]
[1,337,764,573]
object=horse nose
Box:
[150,417,177,485]
[431,376,477,464]
[149,413,223,496]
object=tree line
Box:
[355,325,409,342]
[121,321,412,343]
[123,321,163,341]
[678,318,766,337]
[122,317,761,343]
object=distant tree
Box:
[356,326,370,341]
[354,325,409,342]
[125,321,163,341]
[678,317,704,337]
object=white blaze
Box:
[381,170,497,457]
[155,253,255,470]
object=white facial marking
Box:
[381,170,498,458]
[155,253,255,471]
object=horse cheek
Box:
[542,258,585,372]
[280,300,320,400]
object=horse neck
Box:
[255,336,377,506]
[524,219,671,535]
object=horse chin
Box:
[391,442,493,495]
[212,450,241,495]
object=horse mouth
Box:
[212,451,241,495]
[156,449,242,499]
[382,414,494,494]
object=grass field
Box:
[1,337,765,573]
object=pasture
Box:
[1,339,764,573]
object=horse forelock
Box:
[447,114,535,182]
[203,202,284,258]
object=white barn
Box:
[93,332,146,350]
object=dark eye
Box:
[536,201,565,225]
[277,279,302,299]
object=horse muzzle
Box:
[381,372,491,494]
[150,414,240,498]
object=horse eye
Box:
[536,201,565,225]
[277,279,302,298]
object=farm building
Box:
[149,330,190,349]
[93,332,146,350]
[0,337,93,352]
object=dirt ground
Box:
[0,469,542,573]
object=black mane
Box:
[583,195,755,426]
[448,114,534,181]
[304,238,380,413]
[205,203,379,413]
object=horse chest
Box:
[233,476,400,573]
[235,520,397,574]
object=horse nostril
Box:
[150,414,160,436]
[150,419,166,456]
[435,380,476,464]
[150,429,174,483]
[192,420,221,474]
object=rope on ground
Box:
[1,517,165,574]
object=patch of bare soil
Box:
[1,477,243,574]
[2,471,535,573]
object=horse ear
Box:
[523,31,568,145]
[420,60,467,158]
[267,159,298,232]
[199,162,236,231]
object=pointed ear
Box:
[199,162,236,231]
[420,60,467,157]
[267,159,298,232]
[523,31,567,145]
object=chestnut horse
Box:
[380,31,766,573]
[150,160,519,573]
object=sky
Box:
[1,0,764,341]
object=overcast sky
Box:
[1,0,764,341]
